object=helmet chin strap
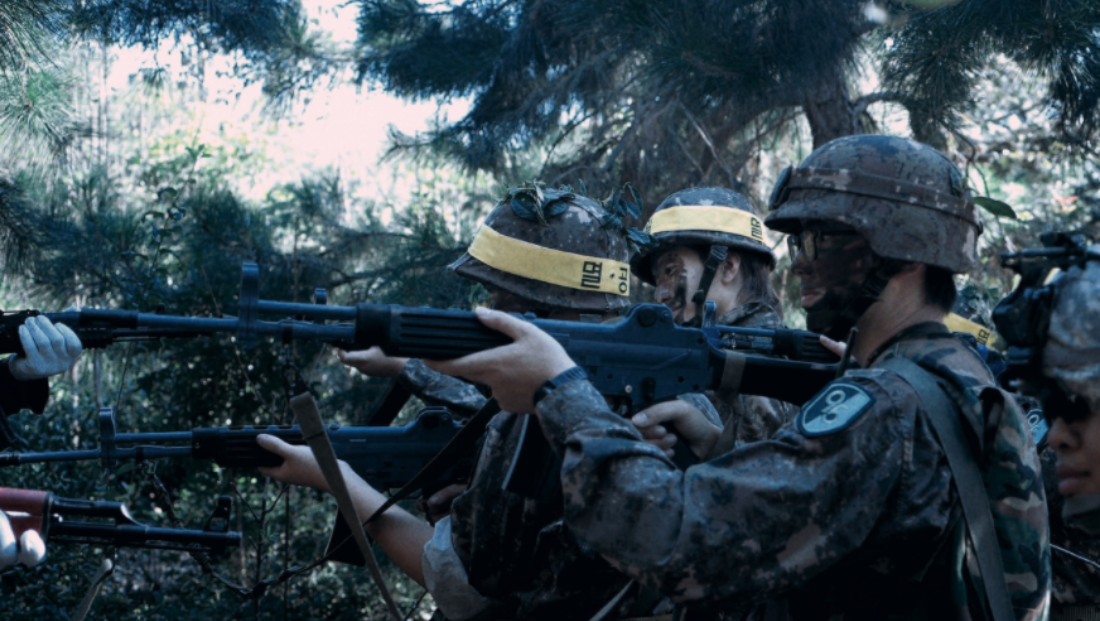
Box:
[805,258,903,341]
[690,245,729,326]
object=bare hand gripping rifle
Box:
[0,486,240,555]
[2,262,838,409]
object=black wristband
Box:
[532,366,588,405]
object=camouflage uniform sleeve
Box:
[535,373,951,604]
[710,394,798,456]
[421,516,506,620]
[398,359,489,419]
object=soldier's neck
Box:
[851,270,946,367]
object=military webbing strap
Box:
[330,399,501,566]
[882,357,1015,621]
[690,245,728,322]
[289,391,402,621]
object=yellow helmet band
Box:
[466,226,630,296]
[646,206,767,243]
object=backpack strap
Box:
[881,357,1015,621]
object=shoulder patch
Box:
[797,382,875,437]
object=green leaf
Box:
[973,197,1018,220]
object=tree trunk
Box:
[803,71,864,147]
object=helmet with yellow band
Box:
[631,187,776,286]
[449,187,632,313]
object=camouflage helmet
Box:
[1043,252,1100,406]
[765,134,982,274]
[449,187,631,312]
[631,186,776,285]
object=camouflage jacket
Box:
[423,410,635,621]
[535,322,1050,620]
[399,358,489,420]
[1042,448,1100,616]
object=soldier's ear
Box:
[720,253,742,285]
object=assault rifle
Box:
[3,262,838,410]
[0,487,240,554]
[993,232,1100,393]
[0,407,467,493]
[993,232,1099,442]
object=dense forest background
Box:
[0,1,1097,619]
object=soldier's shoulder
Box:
[795,370,916,438]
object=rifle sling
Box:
[367,399,501,523]
[364,381,412,427]
[289,391,402,621]
[881,357,1015,621]
[328,399,503,566]
[717,351,747,399]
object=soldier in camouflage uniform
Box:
[1008,249,1100,619]
[429,135,1050,620]
[630,187,796,456]
[260,188,657,620]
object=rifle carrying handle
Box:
[0,487,49,539]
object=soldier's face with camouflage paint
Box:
[1048,396,1100,497]
[652,246,705,324]
[789,222,875,313]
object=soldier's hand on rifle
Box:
[257,434,344,493]
[0,509,45,568]
[633,400,721,461]
[336,346,410,378]
[426,308,574,414]
[8,316,83,381]
[819,334,846,358]
[420,483,467,525]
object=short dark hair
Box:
[923,265,958,312]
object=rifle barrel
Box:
[254,300,355,320]
[0,445,193,466]
[48,522,242,552]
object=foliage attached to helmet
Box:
[449,184,633,313]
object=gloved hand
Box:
[8,316,83,381]
[0,510,46,568]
